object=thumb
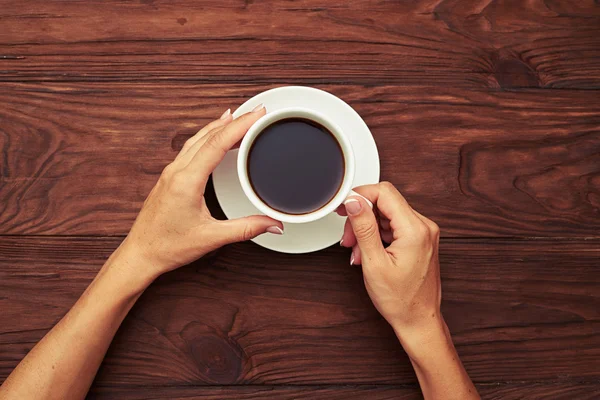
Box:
[211,215,283,246]
[344,196,385,263]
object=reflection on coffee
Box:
[247,118,345,215]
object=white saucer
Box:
[213,86,380,254]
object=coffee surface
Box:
[247,118,345,215]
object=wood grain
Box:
[88,383,600,400]
[1,237,598,386]
[1,83,599,237]
[88,385,421,400]
[1,1,600,397]
[0,1,599,88]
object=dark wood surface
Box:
[88,383,600,400]
[2,83,599,236]
[1,1,600,88]
[1,237,599,390]
[1,1,599,399]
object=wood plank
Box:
[88,385,421,400]
[477,382,600,400]
[1,1,599,88]
[1,237,598,386]
[88,383,600,400]
[1,83,599,236]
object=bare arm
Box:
[0,248,149,399]
[0,106,282,399]
[339,182,479,399]
[396,317,477,399]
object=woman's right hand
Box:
[338,182,443,346]
[339,182,479,399]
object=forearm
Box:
[0,245,152,400]
[395,318,479,400]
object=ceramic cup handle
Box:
[349,190,373,209]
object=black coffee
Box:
[247,118,345,215]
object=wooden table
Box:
[1,1,599,398]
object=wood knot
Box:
[492,53,540,88]
[182,323,246,384]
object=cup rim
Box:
[237,107,355,224]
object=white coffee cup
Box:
[237,107,357,224]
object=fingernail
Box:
[252,103,265,113]
[350,252,355,266]
[266,226,284,235]
[344,198,362,216]
[339,239,344,246]
[220,108,231,120]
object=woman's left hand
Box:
[119,105,282,282]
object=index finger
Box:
[188,106,266,184]
[352,182,421,234]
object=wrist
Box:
[392,315,451,361]
[101,240,159,294]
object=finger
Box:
[412,209,441,243]
[344,196,385,264]
[352,182,422,234]
[343,217,391,247]
[340,218,357,248]
[178,124,227,167]
[210,214,283,247]
[193,122,248,156]
[412,208,436,229]
[188,105,266,185]
[341,201,389,247]
[177,110,232,159]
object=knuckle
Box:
[204,133,223,151]
[162,163,175,175]
[353,221,379,242]
[202,133,228,158]
[241,223,256,241]
[207,126,224,136]
[167,171,190,194]
[182,136,195,151]
[379,181,395,192]
[410,222,431,244]
[160,163,175,180]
